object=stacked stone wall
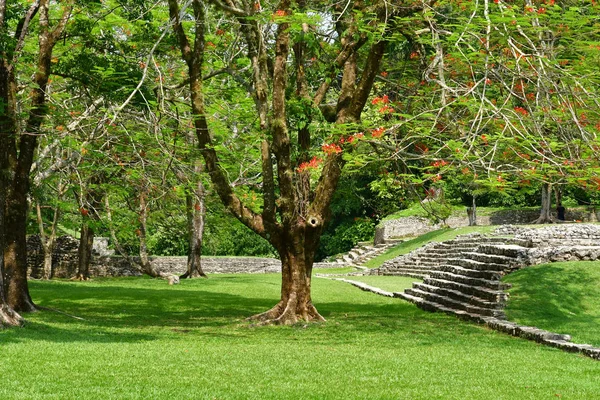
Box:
[26,235,341,278]
[375,208,599,244]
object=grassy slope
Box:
[1,276,599,399]
[364,226,496,269]
[504,261,600,347]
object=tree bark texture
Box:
[1,0,73,312]
[75,223,94,281]
[533,182,555,224]
[182,181,207,279]
[468,196,477,226]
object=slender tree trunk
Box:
[182,179,207,279]
[138,187,154,276]
[533,182,555,224]
[137,187,178,284]
[467,195,477,226]
[35,199,60,280]
[75,223,94,281]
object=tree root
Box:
[0,304,24,328]
[247,296,326,326]
[179,271,208,279]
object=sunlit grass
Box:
[505,261,600,347]
[1,275,599,399]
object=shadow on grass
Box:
[0,276,486,346]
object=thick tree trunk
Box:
[4,191,36,312]
[249,247,324,325]
[533,182,555,224]
[1,0,73,312]
[75,223,94,281]
[0,64,23,326]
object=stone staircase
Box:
[330,240,403,267]
[372,233,532,319]
[373,234,522,279]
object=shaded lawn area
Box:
[504,261,600,348]
[1,275,599,399]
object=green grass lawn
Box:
[364,226,497,269]
[1,275,599,399]
[505,261,600,348]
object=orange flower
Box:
[372,127,385,138]
[321,143,342,155]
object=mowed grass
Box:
[505,261,600,347]
[1,275,599,399]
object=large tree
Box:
[166,0,433,324]
[0,0,73,312]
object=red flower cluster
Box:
[340,132,365,144]
[378,105,394,114]
[371,95,390,105]
[322,143,342,155]
[297,156,322,172]
[514,106,528,116]
[431,160,449,168]
[372,127,385,138]
[274,10,286,17]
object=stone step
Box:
[447,258,509,272]
[380,271,428,279]
[380,267,432,275]
[405,288,505,317]
[438,264,504,281]
[429,271,510,290]
[423,277,509,303]
[394,292,483,323]
[478,244,529,258]
[412,282,505,310]
[415,256,452,263]
[347,251,360,259]
[398,259,442,267]
[462,251,520,266]
[434,243,480,251]
[426,248,472,256]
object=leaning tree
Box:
[165,0,435,324]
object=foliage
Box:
[318,217,375,260]
[0,276,597,398]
